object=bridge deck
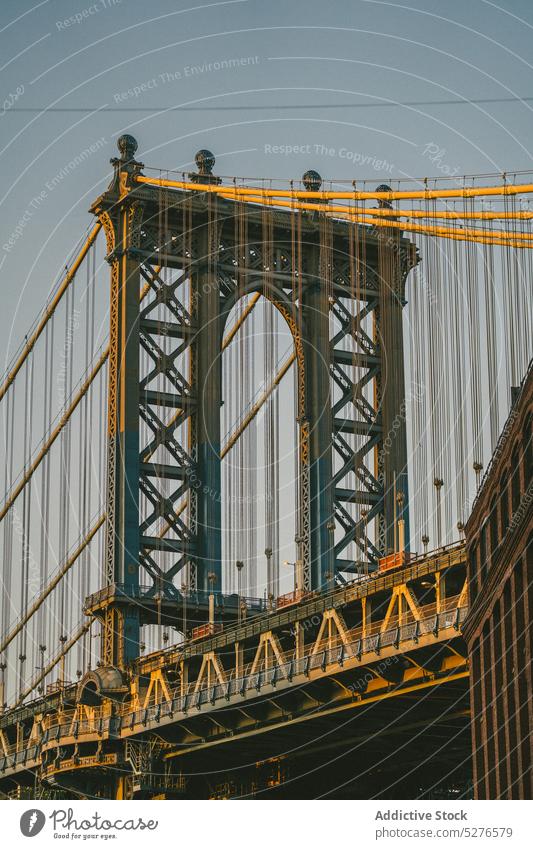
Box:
[0,544,468,796]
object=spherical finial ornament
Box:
[117,134,138,161]
[195,149,215,175]
[302,170,322,192]
[376,183,393,209]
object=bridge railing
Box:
[185,602,467,709]
[84,541,465,624]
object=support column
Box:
[294,622,304,661]
[302,241,334,590]
[361,596,371,639]
[376,207,411,555]
[235,641,243,679]
[94,135,143,668]
[114,204,141,663]
[116,775,134,800]
[180,660,188,699]
[435,570,444,613]
[193,215,222,594]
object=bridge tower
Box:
[86,136,415,674]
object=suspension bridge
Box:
[0,135,531,799]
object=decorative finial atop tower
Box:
[196,149,215,175]
[189,149,221,184]
[302,170,323,206]
[302,169,322,192]
[117,134,138,162]
[108,133,143,192]
[376,183,393,209]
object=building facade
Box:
[464,360,532,799]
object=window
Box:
[511,445,521,514]
[524,413,532,484]
[489,497,499,560]
[468,546,478,601]
[480,521,488,580]
[500,470,510,534]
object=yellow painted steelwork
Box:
[0,515,104,656]
[0,348,109,524]
[135,176,533,246]
[136,174,533,201]
[222,352,295,457]
[221,195,533,221]
[0,223,101,403]
[0,544,468,794]
[217,195,533,243]
[222,291,261,347]
[14,622,91,707]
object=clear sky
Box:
[2,0,533,356]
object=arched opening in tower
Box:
[221,294,298,601]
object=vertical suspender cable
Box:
[465,193,484,488]
[18,355,34,698]
[1,384,16,705]
[483,238,499,451]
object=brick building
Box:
[463,360,532,799]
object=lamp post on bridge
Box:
[236,561,244,625]
[361,509,369,576]
[283,560,304,596]
[396,490,405,554]
[181,582,189,643]
[208,571,217,629]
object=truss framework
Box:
[88,142,416,666]
[0,545,468,797]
